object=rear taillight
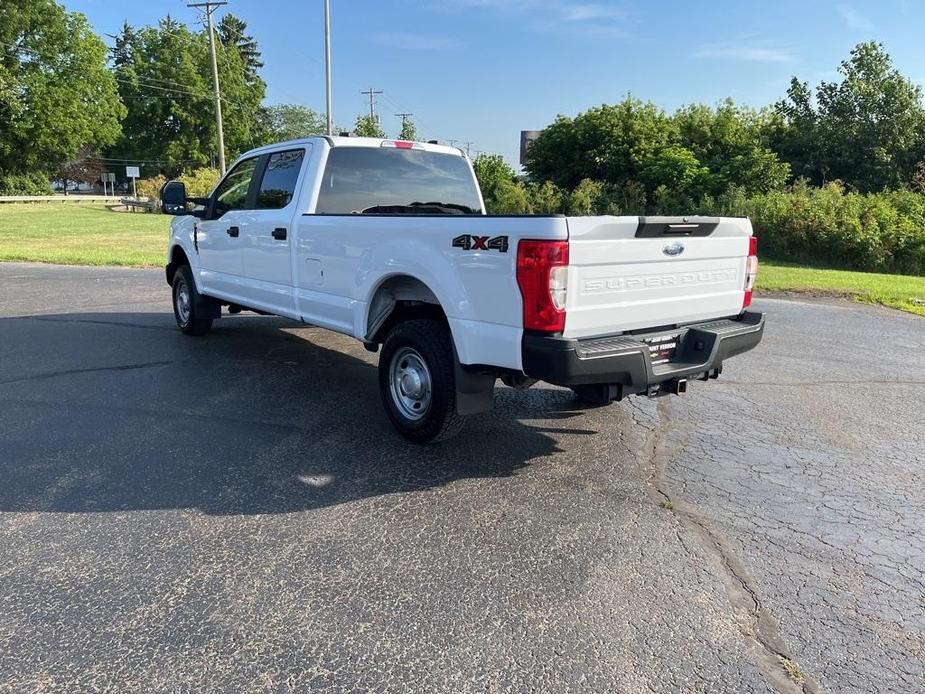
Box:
[743,235,758,308]
[517,240,569,332]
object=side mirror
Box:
[161,180,189,216]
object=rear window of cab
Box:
[314,147,482,215]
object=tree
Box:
[217,14,262,83]
[0,0,125,177]
[398,116,418,142]
[56,145,103,194]
[472,154,517,209]
[524,97,678,190]
[672,101,790,194]
[355,115,386,138]
[775,42,925,191]
[109,16,266,175]
[257,104,327,142]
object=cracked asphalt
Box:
[1,262,922,693]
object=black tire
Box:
[172,264,213,336]
[378,319,466,443]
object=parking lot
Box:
[1,262,923,693]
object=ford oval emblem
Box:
[663,241,685,257]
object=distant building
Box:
[520,130,543,166]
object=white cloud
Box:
[375,32,464,51]
[560,3,627,22]
[836,5,874,31]
[694,40,796,64]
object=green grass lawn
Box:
[0,203,168,267]
[1,203,922,316]
[757,262,925,316]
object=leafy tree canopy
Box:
[525,96,789,198]
[217,14,262,84]
[774,41,925,192]
[257,104,327,142]
[108,15,266,176]
[0,0,124,176]
[525,97,676,190]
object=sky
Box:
[64,0,924,165]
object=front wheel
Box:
[378,319,465,443]
[172,265,213,336]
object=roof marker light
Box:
[381,140,421,150]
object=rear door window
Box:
[256,149,307,209]
[315,147,482,215]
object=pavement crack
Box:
[0,360,173,385]
[644,398,823,694]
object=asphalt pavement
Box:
[1,263,922,693]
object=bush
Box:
[491,179,531,214]
[488,173,925,274]
[178,167,220,198]
[718,182,925,275]
[528,181,564,214]
[136,174,167,210]
[567,179,605,215]
[0,172,52,195]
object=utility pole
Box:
[463,141,473,157]
[323,0,332,135]
[361,86,383,122]
[189,1,228,174]
[396,112,413,137]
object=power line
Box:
[114,77,212,100]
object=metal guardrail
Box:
[120,198,155,212]
[0,195,126,204]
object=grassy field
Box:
[757,263,925,316]
[0,203,168,267]
[1,203,923,316]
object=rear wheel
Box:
[172,265,213,336]
[378,319,465,443]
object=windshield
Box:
[315,147,483,215]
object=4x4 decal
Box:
[452,235,509,253]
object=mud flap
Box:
[453,359,496,416]
[194,293,222,320]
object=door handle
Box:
[272,228,288,241]
[226,226,239,238]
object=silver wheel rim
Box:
[176,279,191,325]
[389,347,432,421]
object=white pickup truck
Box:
[162,136,764,443]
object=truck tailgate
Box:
[564,216,752,338]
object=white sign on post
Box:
[126,166,140,198]
[102,172,116,196]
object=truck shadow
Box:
[0,312,595,516]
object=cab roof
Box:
[243,136,465,159]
